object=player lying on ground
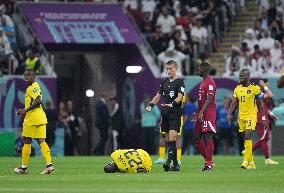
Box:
[104,149,152,173]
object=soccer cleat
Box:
[41,164,54,174]
[163,162,171,172]
[200,163,208,171]
[247,163,256,170]
[200,163,213,172]
[154,158,165,164]
[265,159,279,165]
[170,165,180,172]
[241,160,248,169]
[14,167,28,174]
[178,160,181,165]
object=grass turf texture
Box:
[0,156,284,193]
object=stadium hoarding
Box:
[18,3,141,45]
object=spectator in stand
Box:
[169,29,192,55]
[141,0,156,20]
[223,46,244,77]
[259,0,270,11]
[243,53,256,73]
[25,49,42,75]
[275,52,284,74]
[173,0,182,18]
[0,27,14,75]
[0,6,13,27]
[255,49,274,77]
[149,26,169,54]
[259,30,274,49]
[158,45,186,77]
[259,10,269,30]
[0,13,15,51]
[243,28,259,50]
[271,40,282,66]
[253,19,264,40]
[156,7,176,36]
[240,42,251,56]
[123,0,138,10]
[269,19,282,40]
[190,18,208,46]
[176,7,193,38]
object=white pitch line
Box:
[0,188,192,193]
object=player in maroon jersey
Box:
[252,79,279,164]
[193,62,216,171]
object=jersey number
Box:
[124,150,142,168]
[241,96,246,102]
[246,120,252,127]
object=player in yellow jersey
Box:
[227,69,267,169]
[104,149,152,173]
[14,69,54,174]
[277,72,284,88]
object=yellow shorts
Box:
[160,116,183,136]
[22,123,46,138]
[238,118,256,132]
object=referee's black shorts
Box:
[161,106,182,133]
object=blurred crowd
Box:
[224,0,284,77]
[0,2,46,76]
[125,0,237,76]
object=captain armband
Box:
[255,93,263,100]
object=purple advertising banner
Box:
[18,3,141,44]
[0,77,57,130]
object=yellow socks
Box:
[22,144,31,167]
[244,140,253,163]
[177,148,182,162]
[40,142,52,165]
[159,146,166,160]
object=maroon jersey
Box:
[257,92,270,124]
[198,76,216,121]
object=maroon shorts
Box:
[256,123,270,141]
[194,120,216,136]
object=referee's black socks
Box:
[168,141,178,166]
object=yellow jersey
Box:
[233,83,261,120]
[111,149,152,173]
[24,81,47,125]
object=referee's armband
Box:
[255,93,263,100]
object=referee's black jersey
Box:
[158,77,185,107]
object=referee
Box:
[146,60,185,171]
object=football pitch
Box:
[1,156,284,193]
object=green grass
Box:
[0,156,284,193]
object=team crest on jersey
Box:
[169,91,175,98]
[33,88,37,93]
[247,90,251,94]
